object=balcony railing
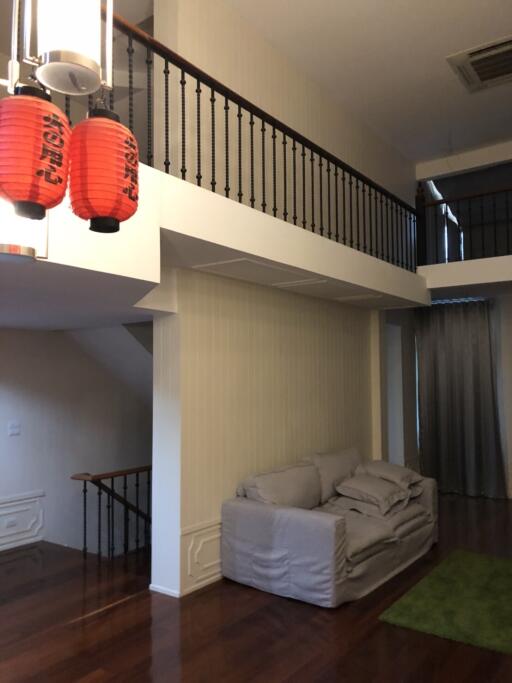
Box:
[416,184,512,265]
[52,12,417,271]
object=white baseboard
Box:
[0,490,45,552]
[149,583,181,598]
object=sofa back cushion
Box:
[238,463,321,509]
[356,460,422,491]
[306,448,361,503]
[336,474,408,515]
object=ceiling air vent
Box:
[447,36,512,92]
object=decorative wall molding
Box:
[181,519,222,594]
[0,490,45,551]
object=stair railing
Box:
[71,465,151,559]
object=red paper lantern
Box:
[69,108,139,233]
[0,86,71,220]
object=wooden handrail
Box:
[424,186,512,208]
[71,465,151,482]
[106,9,415,214]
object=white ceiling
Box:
[161,230,411,309]
[227,0,512,162]
[0,258,153,330]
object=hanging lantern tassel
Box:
[0,86,71,220]
[69,109,139,233]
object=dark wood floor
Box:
[1,496,512,682]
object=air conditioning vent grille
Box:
[448,36,512,92]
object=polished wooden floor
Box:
[1,496,512,682]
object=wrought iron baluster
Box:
[164,59,170,173]
[327,161,331,239]
[180,70,187,180]
[110,478,115,557]
[106,485,112,559]
[123,475,129,555]
[210,88,216,191]
[272,126,277,217]
[375,191,380,259]
[301,144,306,228]
[136,472,140,552]
[97,487,102,560]
[334,167,339,242]
[349,174,354,247]
[362,184,367,253]
[368,187,373,256]
[292,140,297,226]
[146,47,153,166]
[82,482,87,558]
[282,133,288,221]
[127,36,134,133]
[342,170,346,244]
[237,105,242,203]
[224,97,230,197]
[379,194,384,260]
[408,211,413,270]
[387,198,392,262]
[310,150,315,232]
[394,204,398,265]
[261,121,266,212]
[355,179,360,250]
[249,113,255,208]
[319,157,324,237]
[196,79,202,186]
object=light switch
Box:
[7,421,21,437]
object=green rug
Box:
[380,549,512,654]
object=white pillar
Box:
[150,313,182,597]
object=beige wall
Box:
[170,268,373,593]
[154,0,415,205]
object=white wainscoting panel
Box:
[0,490,45,551]
[180,519,222,595]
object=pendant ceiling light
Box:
[1,0,113,97]
[69,108,139,233]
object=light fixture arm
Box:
[103,0,113,90]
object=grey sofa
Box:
[221,449,437,607]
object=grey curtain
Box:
[415,300,506,498]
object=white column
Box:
[150,312,182,597]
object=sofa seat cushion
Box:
[379,503,429,539]
[318,501,395,562]
[305,448,361,503]
[238,463,321,509]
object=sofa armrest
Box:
[221,498,346,607]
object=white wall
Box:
[151,268,375,595]
[0,329,152,552]
[154,0,415,204]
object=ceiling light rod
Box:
[1,0,113,96]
